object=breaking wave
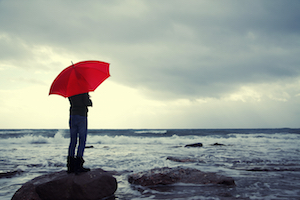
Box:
[134,130,168,134]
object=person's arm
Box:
[84,93,93,107]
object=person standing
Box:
[67,93,92,173]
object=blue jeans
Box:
[68,115,88,157]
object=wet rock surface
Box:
[238,166,300,172]
[128,167,235,186]
[166,156,204,163]
[185,143,203,147]
[12,168,117,200]
[0,170,24,178]
[211,143,225,146]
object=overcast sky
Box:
[0,0,300,129]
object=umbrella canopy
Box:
[49,60,110,98]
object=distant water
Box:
[0,129,300,200]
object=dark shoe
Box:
[75,157,90,174]
[67,156,76,173]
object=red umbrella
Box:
[49,60,110,98]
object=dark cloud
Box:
[1,0,300,100]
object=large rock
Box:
[12,168,117,200]
[128,167,235,186]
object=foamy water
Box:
[0,129,300,199]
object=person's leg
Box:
[76,116,87,157]
[67,115,79,173]
[67,156,76,173]
[68,115,78,157]
[75,116,90,173]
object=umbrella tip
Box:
[71,61,75,68]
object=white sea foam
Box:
[0,130,69,145]
[88,134,194,145]
[134,130,167,134]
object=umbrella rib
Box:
[74,68,93,91]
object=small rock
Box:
[0,170,24,178]
[166,156,200,163]
[170,145,182,148]
[211,143,225,146]
[185,143,203,147]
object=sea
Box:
[0,129,300,200]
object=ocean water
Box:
[0,129,300,200]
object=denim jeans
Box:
[68,115,87,157]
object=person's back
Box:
[68,93,92,116]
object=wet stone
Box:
[185,143,203,147]
[0,170,24,178]
[128,167,235,187]
[12,168,117,200]
[211,143,225,146]
[166,156,204,163]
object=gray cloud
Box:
[1,0,300,100]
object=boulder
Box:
[12,168,117,200]
[185,143,203,147]
[128,167,235,186]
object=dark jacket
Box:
[68,93,92,116]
